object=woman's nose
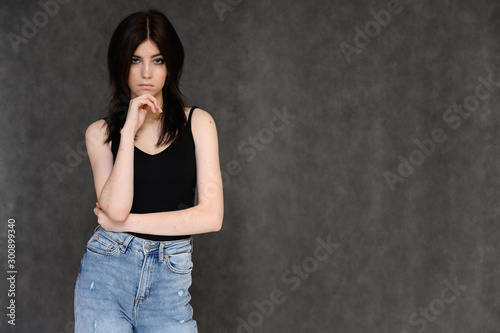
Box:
[142,64,152,78]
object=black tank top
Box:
[103,106,197,241]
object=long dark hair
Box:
[103,9,186,146]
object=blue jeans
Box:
[74,225,198,332]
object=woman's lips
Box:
[139,84,153,89]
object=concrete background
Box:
[1,0,500,332]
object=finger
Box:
[139,95,162,113]
[148,95,159,110]
[142,94,162,112]
[139,101,157,113]
[132,97,154,111]
[143,94,157,107]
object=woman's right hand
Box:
[122,94,163,135]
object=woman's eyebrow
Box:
[132,53,163,58]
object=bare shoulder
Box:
[86,118,106,132]
[86,119,111,148]
[186,107,216,126]
[185,107,218,146]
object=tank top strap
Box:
[188,106,198,124]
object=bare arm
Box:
[95,108,224,234]
[87,94,162,222]
[85,121,135,222]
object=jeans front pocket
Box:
[166,251,193,274]
[86,229,120,256]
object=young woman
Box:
[74,9,223,332]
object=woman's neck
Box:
[143,110,162,124]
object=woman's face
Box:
[127,39,167,102]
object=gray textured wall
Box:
[1,0,500,332]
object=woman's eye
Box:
[131,58,140,64]
[154,58,165,65]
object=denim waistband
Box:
[93,225,193,263]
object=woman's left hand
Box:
[93,202,126,232]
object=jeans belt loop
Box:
[158,242,164,262]
[120,235,133,253]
